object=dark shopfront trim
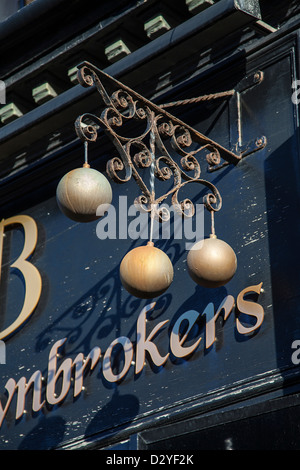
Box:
[57,23,300,452]
[0,0,264,168]
[0,11,299,216]
[0,0,298,182]
[60,366,300,450]
[1,1,300,451]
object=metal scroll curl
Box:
[74,61,227,224]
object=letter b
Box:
[0,215,42,340]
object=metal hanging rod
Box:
[73,61,266,222]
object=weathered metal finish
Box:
[56,166,112,222]
[74,62,266,224]
[187,235,237,288]
[119,241,174,299]
[159,90,236,108]
[1,27,300,449]
[74,63,231,222]
[75,62,225,221]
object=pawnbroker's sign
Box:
[0,283,264,427]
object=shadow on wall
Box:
[84,389,140,446]
[18,415,66,450]
[265,132,300,372]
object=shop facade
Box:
[0,0,300,450]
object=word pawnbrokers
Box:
[0,283,264,428]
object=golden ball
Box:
[120,242,174,298]
[187,235,237,288]
[56,166,112,222]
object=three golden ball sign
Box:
[120,241,174,299]
[187,235,237,288]
[56,163,238,298]
[56,166,112,223]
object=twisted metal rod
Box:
[83,140,90,167]
[160,90,235,109]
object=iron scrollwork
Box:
[74,61,247,221]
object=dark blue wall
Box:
[0,26,300,450]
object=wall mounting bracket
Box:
[74,61,266,219]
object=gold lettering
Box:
[236,282,264,334]
[103,337,133,383]
[205,296,235,349]
[0,215,42,340]
[73,347,101,396]
[170,310,201,358]
[135,303,169,374]
[0,378,16,427]
[46,338,72,405]
[0,283,266,428]
[15,371,45,419]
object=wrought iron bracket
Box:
[159,69,267,172]
[223,70,267,173]
[74,61,266,220]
